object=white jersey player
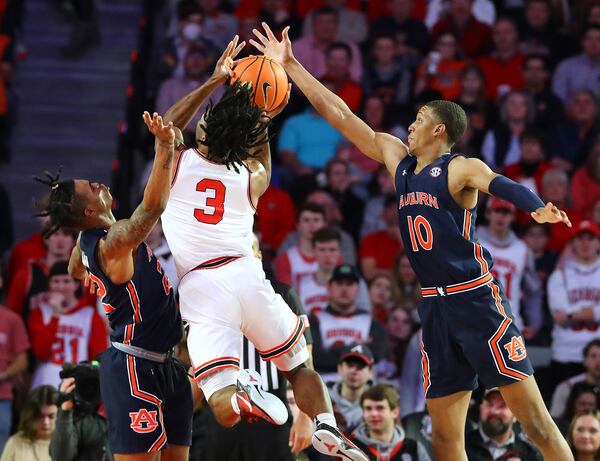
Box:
[160,35,369,461]
[477,197,543,333]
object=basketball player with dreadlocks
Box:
[159,35,368,460]
[250,22,574,461]
[35,112,192,461]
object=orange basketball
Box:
[231,55,288,112]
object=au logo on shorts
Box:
[429,167,442,178]
[129,409,159,433]
[504,336,527,362]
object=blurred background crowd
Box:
[2,0,600,460]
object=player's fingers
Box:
[282,26,291,43]
[232,41,245,58]
[248,39,265,52]
[230,34,238,52]
[252,28,269,46]
[262,22,276,41]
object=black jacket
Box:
[50,409,113,461]
[465,426,542,461]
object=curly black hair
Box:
[34,169,86,238]
[201,81,272,173]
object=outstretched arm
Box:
[250,23,408,178]
[162,35,245,134]
[450,156,571,227]
[102,112,175,263]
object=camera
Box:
[58,360,101,408]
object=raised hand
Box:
[212,35,245,83]
[531,202,572,227]
[143,111,175,145]
[250,22,294,66]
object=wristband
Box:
[488,176,545,213]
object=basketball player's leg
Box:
[500,377,573,461]
[426,391,472,461]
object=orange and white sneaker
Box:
[313,422,369,461]
[235,369,288,425]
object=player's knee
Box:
[431,426,463,450]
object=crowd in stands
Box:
[3,0,600,460]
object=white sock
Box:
[230,392,241,415]
[315,412,337,428]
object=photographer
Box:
[50,362,113,461]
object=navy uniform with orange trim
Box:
[395,153,533,398]
[80,228,193,454]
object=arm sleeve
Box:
[88,312,108,360]
[49,410,78,461]
[488,176,545,213]
[28,309,59,361]
[1,435,16,461]
[547,269,569,313]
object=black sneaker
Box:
[312,422,369,461]
[235,369,288,425]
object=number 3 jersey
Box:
[162,146,255,278]
[394,153,494,287]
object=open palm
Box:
[249,22,294,66]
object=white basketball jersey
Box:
[478,237,527,330]
[549,260,600,363]
[30,304,94,389]
[297,274,328,315]
[162,148,255,277]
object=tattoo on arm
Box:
[102,205,160,258]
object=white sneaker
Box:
[313,422,369,461]
[235,369,288,425]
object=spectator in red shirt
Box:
[414,32,466,101]
[477,17,525,100]
[572,138,600,218]
[0,280,29,453]
[431,0,492,58]
[28,262,107,390]
[540,168,582,253]
[256,185,297,258]
[6,228,76,321]
[359,195,402,280]
[6,216,48,286]
[505,129,553,197]
[323,42,363,112]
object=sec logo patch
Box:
[429,167,442,177]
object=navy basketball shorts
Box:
[99,347,193,454]
[418,275,534,399]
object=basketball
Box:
[231,55,288,112]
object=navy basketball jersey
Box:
[394,154,494,287]
[80,229,182,352]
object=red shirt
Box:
[415,59,466,100]
[571,167,600,218]
[6,232,46,285]
[477,52,525,100]
[505,161,553,196]
[335,77,363,113]
[256,186,296,252]
[0,307,30,399]
[431,16,492,58]
[359,230,402,273]
[548,207,582,253]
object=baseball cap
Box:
[330,264,360,283]
[483,387,502,400]
[572,220,600,240]
[339,344,374,366]
[487,197,516,212]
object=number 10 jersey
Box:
[394,153,495,287]
[162,147,256,279]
